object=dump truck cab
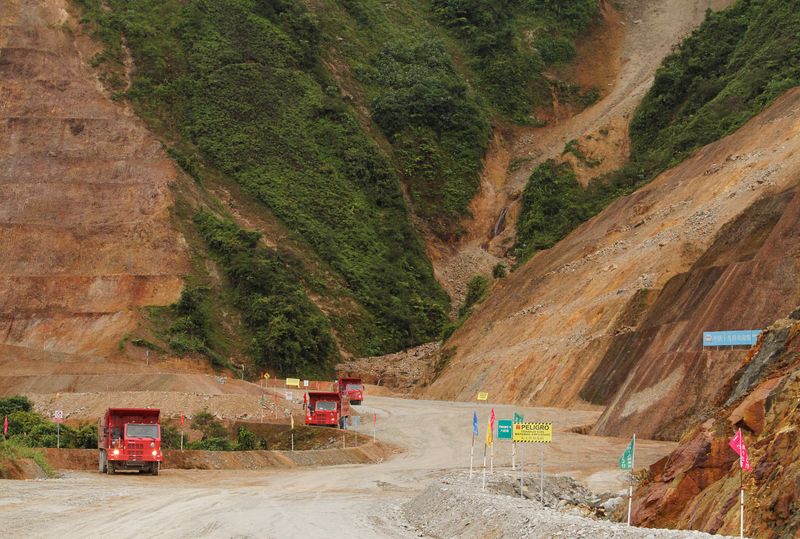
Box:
[305,391,349,428]
[99,408,163,475]
[337,377,364,405]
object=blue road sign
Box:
[702,330,761,347]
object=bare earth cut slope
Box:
[425,89,800,440]
[0,0,187,362]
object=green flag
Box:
[513,412,523,424]
[618,435,635,470]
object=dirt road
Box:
[0,396,675,538]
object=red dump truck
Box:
[337,376,364,405]
[99,408,163,475]
[305,391,349,428]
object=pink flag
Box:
[3,415,7,436]
[729,429,751,471]
[490,408,496,429]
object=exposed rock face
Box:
[0,0,187,360]
[633,317,800,538]
[423,88,800,440]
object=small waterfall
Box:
[491,207,508,238]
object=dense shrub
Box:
[195,212,339,377]
[631,0,800,177]
[1,403,98,449]
[431,0,599,119]
[236,427,258,451]
[0,396,33,416]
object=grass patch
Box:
[0,440,55,478]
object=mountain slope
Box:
[423,89,800,438]
[0,0,187,360]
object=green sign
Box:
[513,412,523,424]
[618,436,634,470]
[497,420,513,440]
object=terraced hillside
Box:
[0,0,188,361]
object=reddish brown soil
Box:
[425,89,800,442]
[0,0,187,362]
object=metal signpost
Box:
[497,419,513,470]
[513,422,553,503]
[180,413,185,451]
[512,412,523,470]
[53,410,64,448]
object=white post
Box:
[482,442,487,491]
[739,487,745,539]
[373,413,376,443]
[627,433,636,526]
[469,432,475,479]
[512,441,516,470]
[180,430,184,451]
[291,431,294,452]
[57,422,60,449]
[520,443,525,498]
[490,440,494,474]
[739,435,744,539]
[540,444,544,504]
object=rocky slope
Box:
[633,313,800,538]
[424,88,800,441]
[0,0,187,361]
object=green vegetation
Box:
[631,0,800,175]
[0,397,98,449]
[187,412,265,450]
[431,0,599,120]
[0,440,54,477]
[74,0,450,358]
[195,212,338,378]
[365,36,490,236]
[514,0,800,263]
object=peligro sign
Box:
[512,422,553,443]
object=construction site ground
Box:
[0,392,737,538]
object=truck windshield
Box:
[126,424,159,439]
[346,384,363,391]
[316,401,337,411]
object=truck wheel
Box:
[151,462,159,476]
[352,400,361,406]
[107,462,116,475]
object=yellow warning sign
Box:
[477,392,489,401]
[512,422,553,443]
[285,378,300,388]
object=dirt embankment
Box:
[39,440,393,472]
[424,89,800,440]
[633,314,800,538]
[0,0,187,362]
